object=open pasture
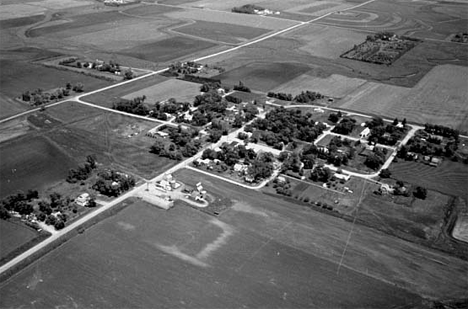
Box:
[174,168,468,300]
[0,60,111,101]
[214,62,310,92]
[0,93,29,121]
[0,199,425,308]
[0,15,44,29]
[0,3,46,20]
[337,65,468,132]
[119,36,217,63]
[0,134,76,198]
[390,160,468,199]
[0,118,31,144]
[123,78,200,103]
[272,73,368,99]
[172,20,270,44]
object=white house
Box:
[360,127,371,139]
[75,193,90,207]
[334,173,350,182]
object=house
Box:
[360,127,371,139]
[317,146,330,154]
[313,108,325,113]
[233,163,248,173]
[75,193,90,207]
[245,175,255,183]
[156,179,172,191]
[396,122,404,128]
[146,128,169,138]
[379,184,394,194]
[334,173,350,182]
[429,157,442,167]
[276,176,286,183]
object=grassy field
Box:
[122,79,201,103]
[119,36,217,63]
[0,60,111,101]
[0,14,44,29]
[390,160,468,199]
[271,73,368,99]
[0,220,37,261]
[81,74,168,107]
[0,199,425,308]
[214,62,310,92]
[172,20,270,44]
[0,134,76,198]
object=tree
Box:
[392,118,399,126]
[54,220,65,230]
[72,83,84,92]
[379,169,392,178]
[124,69,134,80]
[208,130,223,143]
[413,186,427,199]
[87,198,97,208]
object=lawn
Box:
[390,160,468,199]
[0,134,76,198]
[172,20,270,44]
[0,199,425,308]
[119,36,218,63]
[214,62,310,92]
[122,79,201,103]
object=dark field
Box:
[0,200,424,308]
[119,36,217,63]
[0,15,44,29]
[214,62,310,92]
[390,160,468,199]
[124,3,182,16]
[0,60,111,100]
[173,20,270,44]
[0,220,37,261]
[0,134,76,198]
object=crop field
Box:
[0,134,76,198]
[272,73,368,99]
[0,60,111,101]
[172,20,270,44]
[0,118,31,144]
[0,15,44,29]
[166,8,299,31]
[214,62,310,92]
[173,168,468,299]
[0,199,426,308]
[0,220,37,262]
[119,36,217,63]
[390,160,468,199]
[122,79,201,103]
[337,65,468,132]
[81,74,168,108]
[0,3,46,20]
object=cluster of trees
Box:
[232,4,264,14]
[272,178,292,196]
[332,117,356,135]
[247,107,326,146]
[233,81,251,93]
[0,190,39,219]
[294,90,324,103]
[113,96,149,116]
[225,95,242,104]
[328,111,342,123]
[424,123,459,139]
[366,116,406,146]
[310,165,333,182]
[66,155,97,183]
[400,135,459,159]
[92,170,136,197]
[267,92,293,101]
[152,99,190,121]
[21,82,83,106]
[364,148,387,170]
[150,126,201,160]
[166,61,202,76]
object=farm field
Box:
[119,36,218,63]
[272,73,368,99]
[0,220,37,262]
[81,74,168,108]
[337,65,468,132]
[389,160,468,199]
[0,134,76,198]
[214,62,310,92]
[0,15,45,29]
[172,20,270,44]
[0,199,425,308]
[173,168,468,300]
[122,79,201,103]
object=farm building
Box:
[430,157,442,167]
[146,128,169,138]
[360,127,371,139]
[334,173,350,182]
[75,193,90,207]
[379,184,394,195]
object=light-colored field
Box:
[286,24,367,59]
[453,215,468,243]
[123,79,201,103]
[0,118,31,143]
[288,1,353,16]
[165,8,299,31]
[272,73,368,98]
[337,65,468,131]
[0,0,92,20]
[66,20,173,51]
